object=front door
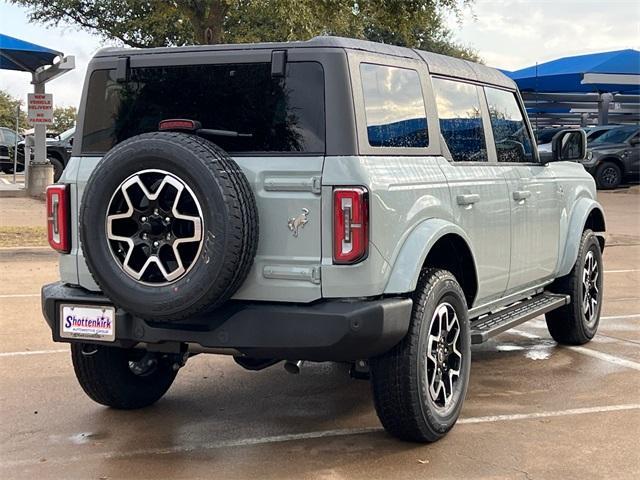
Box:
[626,132,640,175]
[483,86,561,292]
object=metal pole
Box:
[598,93,613,126]
[13,104,19,184]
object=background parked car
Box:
[535,127,565,154]
[0,127,23,173]
[585,125,619,143]
[581,125,640,189]
[11,127,74,181]
[42,127,74,180]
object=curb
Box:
[0,246,56,259]
[0,189,28,198]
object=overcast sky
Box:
[1,0,638,108]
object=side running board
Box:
[470,293,570,344]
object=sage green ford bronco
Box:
[42,37,605,442]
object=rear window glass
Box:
[360,63,428,148]
[81,62,325,154]
[432,78,487,162]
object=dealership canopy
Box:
[505,49,640,127]
[0,33,63,72]
[0,33,74,188]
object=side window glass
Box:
[4,130,16,144]
[432,78,487,162]
[485,87,534,163]
[360,63,428,148]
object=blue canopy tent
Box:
[508,49,640,94]
[504,49,640,127]
[0,34,74,191]
[0,33,62,72]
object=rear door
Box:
[233,155,323,302]
[483,86,562,291]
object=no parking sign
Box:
[27,93,53,125]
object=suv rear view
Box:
[42,37,604,443]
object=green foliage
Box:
[0,90,28,131]
[52,105,77,134]
[12,0,479,60]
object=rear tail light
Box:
[333,187,369,264]
[46,184,70,253]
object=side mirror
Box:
[629,136,640,146]
[551,129,586,162]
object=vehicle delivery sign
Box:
[27,93,53,125]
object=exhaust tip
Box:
[284,360,304,374]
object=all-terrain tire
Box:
[546,229,603,345]
[71,344,177,409]
[595,161,622,189]
[79,132,258,322]
[370,268,471,442]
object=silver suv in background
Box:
[41,37,605,443]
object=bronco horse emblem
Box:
[288,208,310,237]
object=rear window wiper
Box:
[197,128,252,138]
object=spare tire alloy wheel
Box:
[80,132,258,322]
[107,169,204,285]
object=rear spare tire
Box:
[80,132,258,321]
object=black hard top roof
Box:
[95,36,515,89]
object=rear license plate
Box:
[59,304,116,342]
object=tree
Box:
[0,90,28,132]
[12,0,479,60]
[52,105,77,134]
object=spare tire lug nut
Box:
[153,241,159,247]
[154,208,159,215]
[165,217,170,223]
[141,216,147,223]
[142,233,148,240]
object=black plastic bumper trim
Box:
[41,282,412,361]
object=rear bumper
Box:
[41,282,412,361]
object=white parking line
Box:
[604,269,640,273]
[0,349,67,357]
[458,403,640,424]
[601,313,640,320]
[567,346,640,371]
[512,328,640,371]
[2,403,639,468]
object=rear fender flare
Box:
[384,218,477,294]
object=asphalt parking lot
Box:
[1,187,639,479]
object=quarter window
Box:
[432,78,487,162]
[485,87,535,163]
[360,63,428,148]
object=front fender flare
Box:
[384,218,477,294]
[557,198,606,277]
